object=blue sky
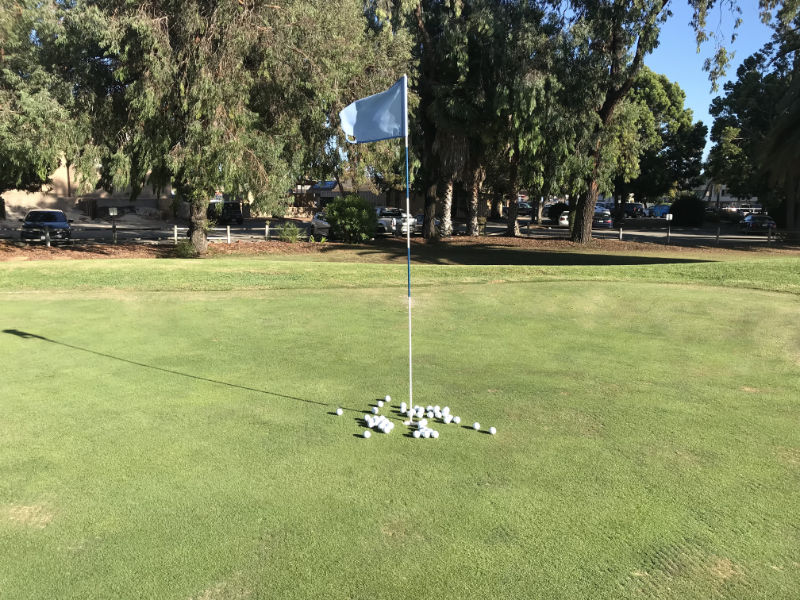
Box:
[645,2,775,155]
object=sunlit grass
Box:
[0,255,798,598]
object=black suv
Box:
[19,209,73,243]
[207,199,244,225]
[624,203,645,218]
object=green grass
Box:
[1,252,798,599]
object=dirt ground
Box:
[1,235,798,263]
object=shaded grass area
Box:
[0,264,798,598]
[1,254,800,295]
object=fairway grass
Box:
[1,254,798,599]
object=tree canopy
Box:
[3,0,799,247]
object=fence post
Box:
[265,221,270,240]
[173,225,178,245]
[227,225,231,244]
[45,228,51,248]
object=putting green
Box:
[0,259,798,599]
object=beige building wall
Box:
[1,161,175,222]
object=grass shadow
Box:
[318,237,715,266]
[2,328,349,410]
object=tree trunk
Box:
[441,178,454,237]
[505,155,520,236]
[66,159,72,197]
[467,166,484,236]
[188,199,209,255]
[491,191,503,220]
[423,181,437,239]
[505,193,520,236]
[572,180,598,244]
[788,177,799,232]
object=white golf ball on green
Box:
[473,422,480,431]
[335,407,343,416]
[363,430,371,438]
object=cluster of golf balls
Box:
[411,418,439,439]
[363,413,395,436]
[339,394,497,439]
[400,402,463,426]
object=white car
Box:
[558,211,570,228]
[375,206,414,236]
[308,212,330,240]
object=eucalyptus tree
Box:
[0,2,76,197]
[59,0,387,253]
[709,17,800,229]
[614,68,706,204]
[480,0,556,237]
[558,0,799,243]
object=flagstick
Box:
[403,74,414,419]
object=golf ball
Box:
[489,427,497,435]
[431,430,440,439]
[444,414,453,424]
[442,406,450,415]
[413,430,421,439]
[335,407,343,416]
[418,419,428,428]
[385,395,391,403]
[453,416,461,425]
[400,402,407,413]
[372,406,379,415]
[473,422,481,431]
[363,430,372,439]
[377,400,384,408]
[422,429,431,439]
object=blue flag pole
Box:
[402,74,413,413]
[338,75,413,414]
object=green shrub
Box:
[325,195,377,243]
[174,240,198,258]
[279,221,301,243]
[669,193,705,226]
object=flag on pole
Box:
[340,75,415,415]
[339,77,407,144]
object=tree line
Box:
[1,1,797,252]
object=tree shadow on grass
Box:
[318,237,714,266]
[2,329,363,412]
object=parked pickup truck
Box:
[375,206,415,236]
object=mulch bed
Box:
[1,234,797,262]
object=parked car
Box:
[650,204,672,218]
[624,203,646,218]
[592,209,614,229]
[207,197,244,224]
[739,214,776,234]
[19,209,73,244]
[516,201,532,216]
[558,210,570,228]
[375,206,414,236]
[595,201,614,212]
[308,212,331,240]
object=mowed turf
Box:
[0,254,798,599]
